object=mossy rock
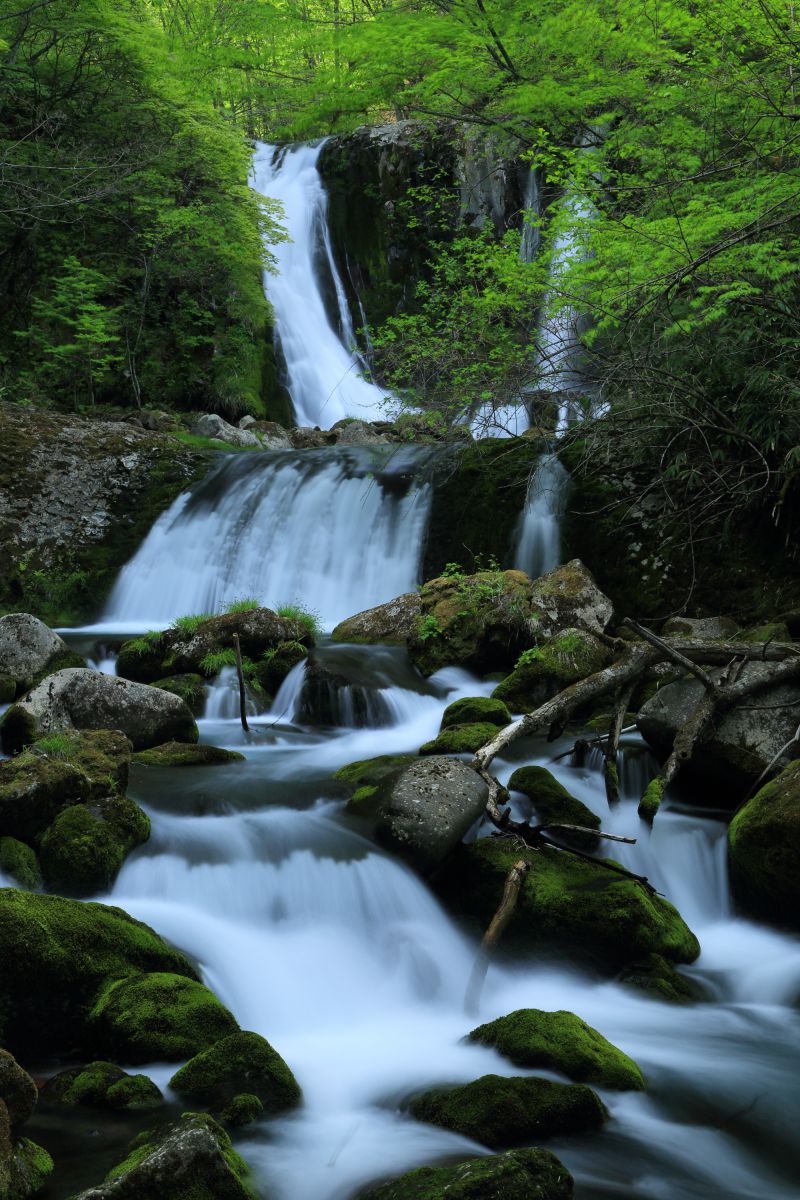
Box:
[0,675,16,705]
[0,890,198,1057]
[254,641,308,695]
[38,793,150,894]
[170,1031,301,1116]
[41,1061,163,1111]
[89,972,239,1065]
[419,722,500,755]
[493,630,612,712]
[30,729,132,795]
[358,1147,573,1200]
[133,742,245,768]
[617,954,702,1005]
[736,621,791,644]
[0,838,41,890]
[507,766,600,851]
[0,1049,38,1129]
[0,753,89,842]
[435,837,700,974]
[467,1009,644,1090]
[728,760,800,928]
[218,1093,264,1128]
[333,754,417,795]
[408,1074,606,1150]
[115,634,167,685]
[152,673,207,717]
[4,1137,54,1200]
[440,696,512,729]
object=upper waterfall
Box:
[251,142,390,429]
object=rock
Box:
[249,420,292,449]
[331,593,421,645]
[506,766,600,851]
[238,416,256,430]
[408,1074,606,1149]
[290,426,335,449]
[617,954,702,1004]
[71,1113,255,1200]
[637,662,800,796]
[435,837,700,974]
[151,673,207,716]
[89,972,239,1064]
[169,1031,301,1115]
[419,722,500,755]
[41,1061,163,1110]
[42,728,133,794]
[218,1094,263,1127]
[440,696,511,729]
[0,1053,37,1131]
[728,761,800,927]
[529,560,614,638]
[330,419,392,445]
[737,621,791,644]
[38,793,149,894]
[0,752,90,842]
[358,1147,573,1200]
[0,839,40,890]
[0,613,84,696]
[138,410,177,433]
[1,1135,53,1200]
[662,616,741,640]
[467,1010,644,1090]
[1,669,198,754]
[343,756,488,874]
[193,413,261,449]
[254,640,308,694]
[334,754,417,797]
[133,743,245,768]
[493,629,613,712]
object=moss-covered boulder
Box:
[334,754,417,798]
[133,742,245,768]
[419,723,500,755]
[331,593,422,646]
[151,674,207,717]
[507,766,600,850]
[0,839,40,890]
[254,641,309,694]
[0,1053,37,1132]
[359,1147,573,1200]
[169,1031,301,1116]
[38,794,150,894]
[493,630,612,712]
[33,729,133,795]
[440,696,511,729]
[467,1010,644,1090]
[41,1062,162,1111]
[435,838,700,974]
[89,972,239,1064]
[408,1074,606,1149]
[1,1136,54,1200]
[218,1094,264,1128]
[728,761,800,927]
[0,613,84,698]
[71,1113,255,1200]
[528,560,614,638]
[617,954,701,1005]
[0,752,89,842]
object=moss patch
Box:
[0,837,41,890]
[440,696,512,729]
[728,760,800,927]
[493,630,612,712]
[507,765,600,850]
[133,742,245,768]
[333,754,417,794]
[359,1147,573,1200]
[152,674,207,717]
[38,794,150,894]
[419,722,500,755]
[617,953,703,1005]
[170,1030,301,1115]
[42,1061,162,1110]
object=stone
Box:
[1,669,198,754]
[0,752,89,842]
[238,415,256,430]
[528,560,614,638]
[290,426,335,449]
[0,838,41,890]
[193,413,261,449]
[3,1136,54,1200]
[38,793,149,894]
[467,1010,644,1090]
[41,1061,163,1110]
[617,954,702,1005]
[440,696,511,729]
[169,1031,301,1115]
[419,723,500,755]
[249,420,292,449]
[408,1074,606,1149]
[331,419,392,445]
[151,673,207,716]
[358,1147,573,1200]
[138,410,177,433]
[133,742,245,767]
[728,760,800,927]
[0,613,83,695]
[344,756,488,874]
[662,616,741,640]
[0,1052,37,1130]
[218,1094,264,1127]
[506,766,600,850]
[493,629,612,712]
[331,593,421,645]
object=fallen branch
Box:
[604,683,635,805]
[232,633,250,735]
[622,618,719,693]
[465,858,529,1014]
[534,823,635,844]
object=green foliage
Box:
[125,631,164,656]
[276,603,323,639]
[416,615,443,642]
[199,649,237,676]
[224,598,261,614]
[172,612,215,634]
[31,733,72,760]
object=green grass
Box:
[276,603,322,640]
[171,612,215,634]
[198,649,237,676]
[31,732,72,759]
[124,630,163,656]
[224,597,261,614]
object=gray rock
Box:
[331,419,392,445]
[290,426,335,449]
[332,593,422,645]
[662,616,741,640]
[0,613,79,693]
[1,669,197,754]
[529,559,614,638]
[138,410,177,432]
[192,413,261,449]
[249,420,292,449]
[638,662,800,795]
[237,415,256,430]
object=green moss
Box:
[103,1113,256,1199]
[728,760,800,927]
[170,1030,301,1115]
[333,754,416,793]
[7,1137,54,1200]
[507,765,600,849]
[219,1092,264,1127]
[467,1009,644,1090]
[493,629,611,712]
[116,633,167,684]
[152,674,207,716]
[617,954,702,1004]
[0,753,88,839]
[0,837,41,890]
[255,640,308,694]
[42,1061,163,1110]
[408,1074,606,1149]
[440,696,511,729]
[736,621,791,644]
[133,742,245,767]
[89,972,239,1065]
[359,1147,573,1200]
[38,794,150,894]
[638,778,665,824]
[31,728,132,795]
[275,604,322,641]
[419,722,500,755]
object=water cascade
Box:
[513,451,571,577]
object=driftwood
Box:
[465,857,529,1014]
[603,683,634,805]
[232,633,250,734]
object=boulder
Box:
[662,615,741,640]
[440,696,511,729]
[192,413,261,449]
[254,641,308,694]
[289,426,336,449]
[249,420,292,449]
[637,663,800,796]
[169,1031,301,1115]
[331,593,421,645]
[728,761,800,927]
[218,1094,263,1128]
[330,418,393,445]
[38,793,149,894]
[0,838,41,890]
[0,1053,37,1130]
[506,766,600,851]
[359,1148,573,1200]
[0,613,84,696]
[435,837,700,974]
[419,723,500,755]
[408,1074,606,1149]
[493,629,613,712]
[138,410,177,433]
[0,752,90,842]
[617,953,702,1005]
[72,1113,255,1200]
[0,1134,53,1200]
[529,560,614,638]
[1,669,198,754]
[467,1010,644,1090]
[151,673,207,716]
[41,1062,162,1110]
[343,756,488,874]
[133,743,245,768]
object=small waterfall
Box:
[251,142,389,428]
[513,452,570,577]
[103,446,436,632]
[203,667,259,721]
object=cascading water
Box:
[513,451,570,578]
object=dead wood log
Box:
[232,633,250,734]
[604,683,635,805]
[465,857,529,1014]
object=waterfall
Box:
[251,142,390,429]
[103,446,436,632]
[513,451,570,577]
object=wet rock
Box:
[38,792,149,894]
[467,1009,644,1090]
[1,669,198,754]
[41,1062,162,1110]
[334,754,417,797]
[662,615,741,640]
[151,673,207,716]
[435,837,700,974]
[254,640,308,694]
[493,629,612,712]
[218,1094,263,1128]
[419,722,500,755]
[0,838,41,890]
[529,560,614,638]
[170,1031,301,1116]
[0,1052,37,1131]
[193,413,261,449]
[1,1134,53,1200]
[249,420,292,449]
[506,766,600,850]
[408,1074,606,1149]
[72,1113,255,1200]
[617,954,702,1004]
[133,742,245,768]
[358,1147,573,1200]
[440,696,511,729]
[330,419,393,445]
[638,662,800,796]
[138,410,178,433]
[331,593,421,645]
[0,752,89,842]
[290,426,336,449]
[343,756,488,874]
[0,613,84,696]
[728,761,800,928]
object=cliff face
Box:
[0,404,208,625]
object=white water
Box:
[513,452,570,578]
[251,142,390,428]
